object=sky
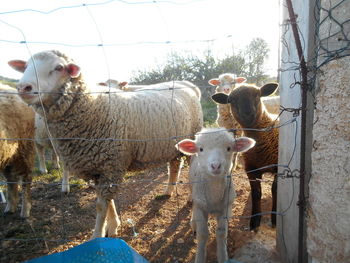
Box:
[0,0,281,85]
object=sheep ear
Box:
[67,63,81,78]
[176,139,197,155]
[119,81,128,88]
[233,137,256,153]
[261,83,278,97]
[98,82,108,86]
[211,93,229,104]
[235,77,247,84]
[208,78,220,86]
[8,60,26,73]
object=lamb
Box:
[176,128,256,263]
[0,83,36,218]
[8,50,203,238]
[211,82,279,231]
[208,73,247,132]
[35,114,71,193]
[97,79,129,90]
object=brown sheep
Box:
[211,82,279,231]
[0,84,36,218]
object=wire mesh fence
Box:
[2,0,348,262]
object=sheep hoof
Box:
[154,194,171,200]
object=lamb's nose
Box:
[211,162,221,171]
[18,84,33,93]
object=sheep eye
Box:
[55,65,64,71]
[199,148,203,152]
[227,147,231,151]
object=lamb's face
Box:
[176,130,256,177]
[228,85,262,128]
[8,51,80,106]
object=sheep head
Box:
[212,83,278,128]
[8,50,81,107]
[176,129,255,177]
[209,73,246,94]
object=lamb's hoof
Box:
[154,194,171,200]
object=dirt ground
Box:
[0,159,280,263]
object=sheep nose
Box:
[17,83,33,93]
[211,162,221,171]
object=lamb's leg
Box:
[51,149,60,170]
[271,174,277,227]
[61,164,70,193]
[247,172,262,231]
[105,199,121,237]
[193,208,209,263]
[4,166,19,214]
[163,158,182,196]
[35,143,47,174]
[20,176,32,218]
[4,182,19,214]
[92,178,118,238]
[216,215,229,263]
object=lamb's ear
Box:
[235,77,247,84]
[67,63,81,78]
[261,83,279,97]
[119,81,128,88]
[176,139,197,155]
[232,137,256,153]
[211,93,229,104]
[208,78,220,86]
[98,82,108,86]
[8,60,26,73]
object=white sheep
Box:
[35,114,71,193]
[212,83,279,231]
[176,128,256,263]
[0,83,36,218]
[8,50,203,238]
[97,79,129,90]
[208,73,247,132]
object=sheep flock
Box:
[1,50,281,262]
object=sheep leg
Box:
[4,182,19,214]
[20,177,32,218]
[193,207,209,263]
[35,143,47,174]
[216,215,229,263]
[51,149,60,169]
[61,164,70,193]
[163,158,182,196]
[3,166,19,214]
[248,172,262,231]
[92,195,109,238]
[92,179,118,238]
[271,174,277,227]
[105,199,121,237]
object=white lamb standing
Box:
[8,50,203,238]
[35,113,70,193]
[208,73,247,133]
[0,83,36,218]
[176,128,256,263]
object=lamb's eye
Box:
[199,148,203,152]
[227,147,231,151]
[55,65,64,71]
